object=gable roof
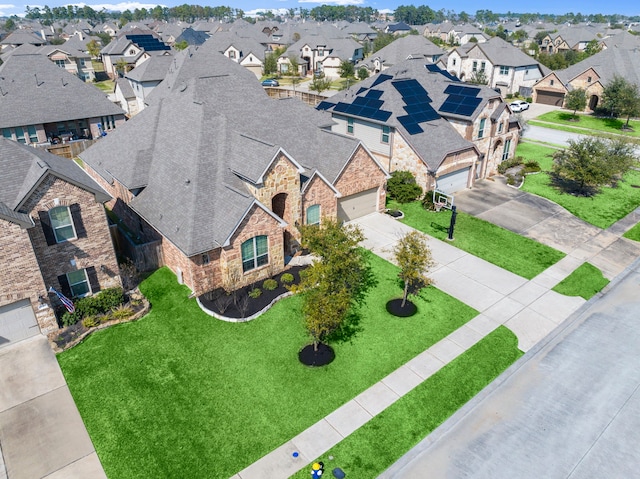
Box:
[80,49,368,257]
[557,46,640,86]
[0,54,125,129]
[0,30,45,46]
[0,137,110,222]
[469,36,548,70]
[126,52,174,83]
[370,35,445,67]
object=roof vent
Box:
[185,179,190,184]
[179,82,187,92]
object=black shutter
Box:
[69,203,87,239]
[39,210,56,246]
[57,274,72,298]
[86,266,101,294]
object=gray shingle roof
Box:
[126,52,174,82]
[0,30,45,46]
[470,36,546,68]
[557,45,640,86]
[370,35,445,66]
[0,137,110,217]
[0,53,124,129]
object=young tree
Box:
[601,75,629,118]
[87,39,101,58]
[469,69,488,85]
[288,55,299,76]
[393,231,433,307]
[309,76,332,93]
[338,60,355,79]
[564,88,587,119]
[619,82,640,129]
[293,220,373,351]
[553,137,638,195]
[174,40,188,51]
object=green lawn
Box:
[517,142,640,228]
[93,80,115,93]
[392,201,565,279]
[533,111,640,138]
[623,222,640,242]
[58,253,478,479]
[552,262,609,300]
[291,326,523,478]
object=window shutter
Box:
[39,211,57,245]
[69,203,87,238]
[57,274,72,298]
[86,266,101,293]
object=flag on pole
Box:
[49,286,75,313]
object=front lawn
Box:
[93,80,114,93]
[533,111,640,138]
[552,263,609,300]
[292,326,523,478]
[58,253,477,479]
[393,200,565,279]
[517,142,640,228]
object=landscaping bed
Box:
[58,254,477,479]
[198,266,305,320]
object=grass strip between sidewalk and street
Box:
[517,142,640,229]
[551,263,609,300]
[58,253,478,479]
[623,222,640,242]
[391,200,565,279]
[532,111,640,139]
[291,326,523,478]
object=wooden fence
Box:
[42,139,98,159]
[109,224,163,272]
[264,88,329,107]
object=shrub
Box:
[387,171,423,203]
[249,288,262,299]
[111,304,134,320]
[280,273,294,284]
[497,156,524,174]
[60,287,125,326]
[263,279,278,291]
[506,93,513,99]
[82,316,99,328]
[506,174,516,185]
[523,160,541,173]
[526,97,533,103]
[421,190,435,210]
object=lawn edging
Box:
[196,291,295,323]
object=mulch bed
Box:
[386,298,417,317]
[198,266,305,319]
[298,343,335,367]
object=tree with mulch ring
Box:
[292,220,374,366]
[388,231,433,317]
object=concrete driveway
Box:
[0,335,106,479]
[453,179,640,279]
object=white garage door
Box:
[0,299,39,349]
[337,188,378,222]
[437,168,470,194]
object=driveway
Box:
[453,179,640,279]
[0,335,106,479]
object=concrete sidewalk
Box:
[0,335,106,479]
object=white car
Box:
[509,100,530,112]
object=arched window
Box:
[49,206,76,243]
[306,204,320,225]
[241,236,269,272]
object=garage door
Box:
[337,188,378,222]
[535,90,565,106]
[0,299,39,349]
[437,168,470,194]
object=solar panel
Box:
[316,101,333,111]
[356,87,368,95]
[398,117,423,135]
[365,89,383,99]
[371,73,393,88]
[425,64,440,72]
[444,84,463,95]
[333,103,350,113]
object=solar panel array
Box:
[424,63,459,82]
[316,101,333,111]
[331,88,393,122]
[440,84,482,117]
[392,79,440,135]
[370,73,393,88]
[127,34,171,52]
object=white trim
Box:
[222,199,287,248]
[256,147,305,184]
[301,170,341,197]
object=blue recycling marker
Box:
[292,451,299,458]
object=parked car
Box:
[509,100,530,112]
[261,79,279,87]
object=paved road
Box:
[381,257,640,479]
[522,124,582,146]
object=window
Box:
[241,236,269,272]
[2,128,12,140]
[498,122,503,133]
[306,205,320,225]
[587,76,592,83]
[49,206,76,242]
[67,269,90,297]
[79,58,85,66]
[202,253,210,265]
[499,66,509,75]
[55,59,65,68]
[229,50,236,59]
[27,125,38,143]
[478,118,486,139]
[472,61,477,72]
[318,48,324,56]
[502,139,511,161]
[14,127,26,144]
[347,118,354,134]
[452,58,456,66]
[480,61,486,71]
[381,125,390,144]
[101,116,116,130]
[550,79,555,86]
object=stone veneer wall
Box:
[302,176,337,224]
[160,237,222,296]
[390,132,435,192]
[0,220,57,333]
[24,176,121,302]
[334,145,387,209]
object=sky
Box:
[0,0,638,19]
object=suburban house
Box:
[539,26,601,53]
[121,52,174,115]
[386,22,413,35]
[0,53,126,144]
[446,37,549,96]
[79,48,388,297]
[532,45,640,110]
[0,30,46,51]
[279,34,364,78]
[207,31,268,78]
[365,35,445,74]
[34,42,96,81]
[317,60,520,194]
[101,30,170,79]
[0,138,121,348]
